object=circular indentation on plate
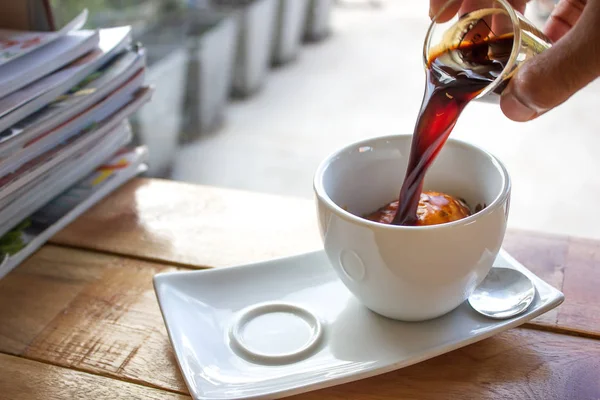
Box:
[229,303,323,365]
[339,250,365,281]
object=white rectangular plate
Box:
[154,249,564,400]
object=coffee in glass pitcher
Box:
[388,0,552,226]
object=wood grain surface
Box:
[0,245,187,394]
[0,243,599,399]
[502,231,600,337]
[49,178,600,338]
[50,178,323,268]
[0,353,190,400]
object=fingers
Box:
[460,0,496,16]
[506,0,529,14]
[544,0,586,41]
[429,0,529,21]
[428,0,599,122]
[430,0,462,22]
[500,0,600,121]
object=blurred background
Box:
[48,0,600,241]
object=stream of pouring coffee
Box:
[390,33,514,226]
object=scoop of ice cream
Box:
[365,191,471,226]
[416,191,471,226]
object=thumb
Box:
[500,0,600,122]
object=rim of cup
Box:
[313,134,511,231]
[423,0,523,101]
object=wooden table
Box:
[1,178,599,399]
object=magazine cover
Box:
[0,86,152,199]
[0,68,146,177]
[0,145,148,279]
[32,146,147,225]
[0,45,144,152]
[0,9,87,66]
[0,121,132,216]
[0,26,132,129]
[0,29,100,99]
[0,122,133,229]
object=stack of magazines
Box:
[0,10,153,279]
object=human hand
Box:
[429,0,599,122]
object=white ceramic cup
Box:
[313,135,511,321]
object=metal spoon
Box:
[468,267,536,319]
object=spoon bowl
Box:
[468,267,536,319]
